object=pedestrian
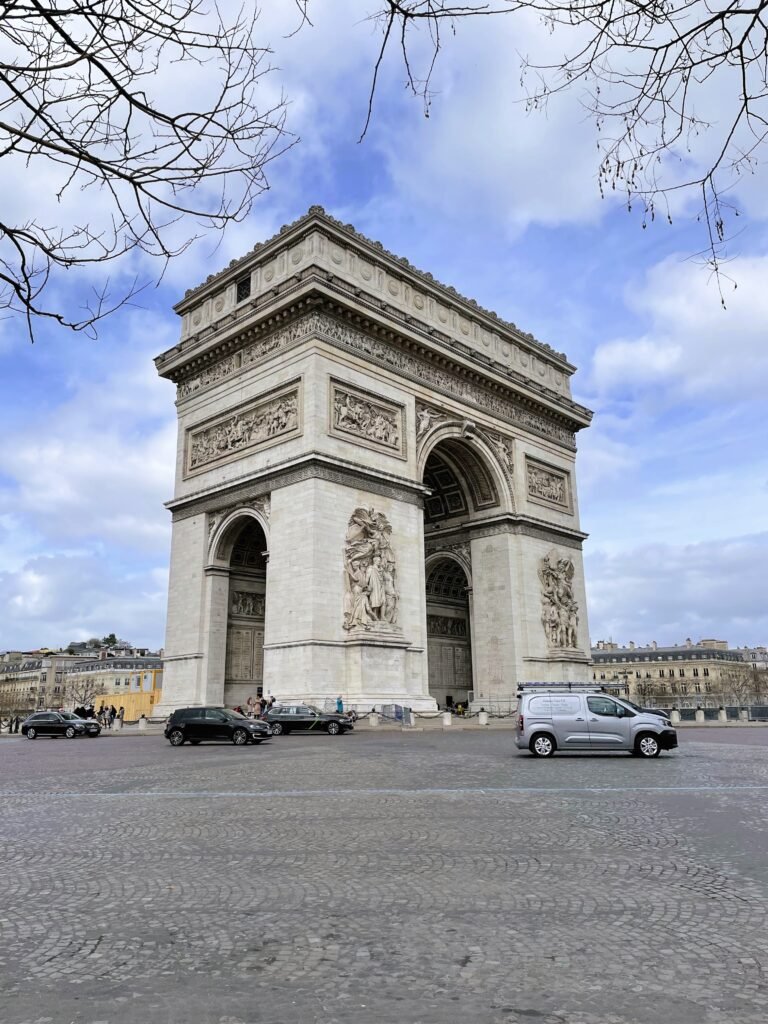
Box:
[268,696,276,710]
[118,706,124,721]
[336,695,344,714]
[13,715,20,733]
[109,705,117,726]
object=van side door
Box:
[586,696,633,749]
[549,694,591,748]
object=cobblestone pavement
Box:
[1,730,767,1024]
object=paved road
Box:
[1,730,767,1024]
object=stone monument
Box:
[155,206,593,713]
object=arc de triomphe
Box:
[155,206,593,713]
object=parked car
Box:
[515,687,678,758]
[265,704,353,736]
[22,711,101,739]
[164,707,272,746]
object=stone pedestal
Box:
[478,711,489,726]
[718,708,728,724]
[670,709,681,725]
[695,708,705,724]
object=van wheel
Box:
[530,733,556,758]
[636,733,660,758]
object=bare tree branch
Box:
[0,0,294,339]
[364,1,768,284]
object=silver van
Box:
[514,687,678,758]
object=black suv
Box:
[164,707,271,746]
[264,704,353,736]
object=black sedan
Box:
[265,704,353,736]
[22,711,101,739]
[164,707,272,746]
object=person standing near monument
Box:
[336,695,344,714]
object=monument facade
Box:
[155,207,593,712]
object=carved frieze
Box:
[538,550,579,649]
[176,311,577,450]
[427,615,468,638]
[343,507,400,633]
[526,458,572,513]
[425,539,471,565]
[231,591,266,618]
[185,382,301,476]
[329,380,405,458]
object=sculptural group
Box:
[343,507,399,631]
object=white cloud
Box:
[586,533,768,648]
[0,554,168,651]
[590,255,768,399]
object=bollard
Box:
[112,717,123,731]
[442,711,453,727]
[718,707,727,724]
[478,711,489,726]
[670,709,681,725]
[739,709,749,722]
[138,717,148,731]
[694,708,705,724]
[368,713,379,728]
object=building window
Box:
[659,669,665,677]
[695,682,701,693]
[703,668,710,677]
[600,673,605,680]
[679,669,685,677]
[236,275,251,302]
[693,668,699,677]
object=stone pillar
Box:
[368,712,380,727]
[263,479,435,710]
[739,708,749,722]
[199,566,230,706]
[718,707,728,724]
[138,717,148,731]
[478,710,489,726]
[670,709,681,725]
[442,711,452,727]
[695,707,705,724]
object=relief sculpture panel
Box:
[538,550,580,649]
[185,382,300,475]
[330,380,404,458]
[526,458,572,512]
[342,507,400,633]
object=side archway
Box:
[207,510,270,709]
[424,555,473,709]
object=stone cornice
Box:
[157,291,591,447]
[166,452,431,521]
[159,272,579,414]
[443,513,589,549]
[173,205,572,369]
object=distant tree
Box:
[102,633,119,648]
[65,677,106,708]
[1,0,290,339]
[365,1,768,289]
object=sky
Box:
[1,1,766,653]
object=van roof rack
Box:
[515,682,609,695]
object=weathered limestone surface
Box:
[156,207,593,713]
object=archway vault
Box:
[208,504,270,566]
[418,422,515,515]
